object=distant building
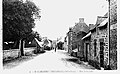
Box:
[67,27,73,54]
[63,36,68,51]
[73,18,89,59]
[52,40,57,49]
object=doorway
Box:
[85,43,89,62]
[100,39,104,67]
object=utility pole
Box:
[106,0,111,70]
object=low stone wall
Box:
[3,48,36,62]
[3,49,20,61]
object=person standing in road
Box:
[55,44,57,52]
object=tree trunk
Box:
[13,40,19,49]
[19,39,24,56]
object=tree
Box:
[34,31,42,41]
[3,0,41,56]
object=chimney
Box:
[69,27,72,31]
[79,18,84,23]
[89,24,94,29]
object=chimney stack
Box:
[69,27,72,31]
[89,24,94,29]
[79,18,84,23]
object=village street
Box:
[2,0,117,72]
[3,49,96,73]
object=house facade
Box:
[82,17,108,69]
[67,0,117,70]
[67,18,89,59]
[74,18,89,60]
[82,31,91,62]
[82,11,117,70]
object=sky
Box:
[32,0,108,41]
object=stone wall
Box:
[98,25,109,69]
[109,0,117,70]
[83,36,91,62]
[89,29,101,69]
[3,48,36,62]
[110,28,117,70]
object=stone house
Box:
[82,16,108,69]
[82,12,117,70]
[67,0,117,70]
[84,0,117,70]
[73,18,89,60]
[67,18,89,59]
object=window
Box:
[94,39,97,56]
[97,27,99,35]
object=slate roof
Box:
[89,24,96,30]
[90,15,108,31]
[98,18,108,27]
[82,32,91,40]
[73,22,89,34]
[96,16,107,25]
